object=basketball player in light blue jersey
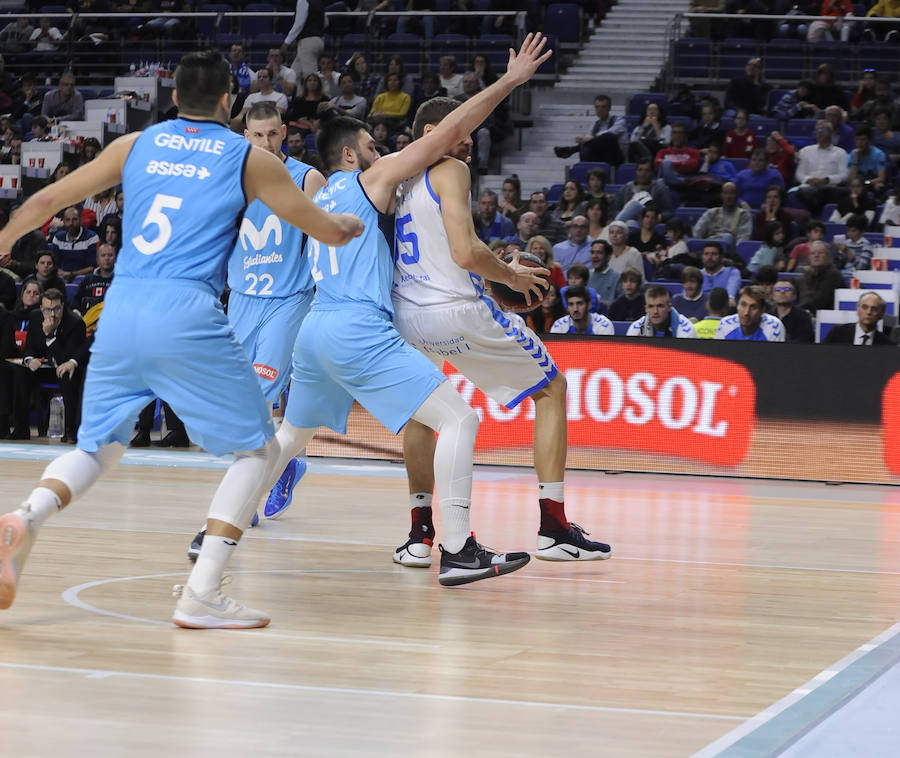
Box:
[257,33,553,587]
[0,51,363,628]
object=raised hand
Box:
[504,33,553,87]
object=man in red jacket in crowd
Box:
[655,123,700,189]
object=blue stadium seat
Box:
[719,38,759,79]
[616,163,636,185]
[473,36,513,68]
[864,232,883,245]
[822,202,837,220]
[810,41,847,81]
[861,44,900,80]
[387,33,423,71]
[547,183,564,203]
[736,240,759,263]
[612,320,631,336]
[534,34,557,77]
[764,39,804,82]
[196,4,232,37]
[668,115,695,130]
[674,207,707,227]
[569,161,610,186]
[241,3,275,37]
[628,93,667,117]
[749,116,779,140]
[605,183,622,195]
[674,37,710,80]
[687,237,715,252]
[824,222,845,240]
[729,157,750,172]
[767,88,791,116]
[543,4,582,45]
[304,134,317,152]
[785,118,817,141]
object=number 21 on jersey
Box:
[309,238,339,282]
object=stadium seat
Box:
[547,183,564,203]
[809,41,847,81]
[674,207,707,227]
[386,33,423,71]
[473,36,513,68]
[823,222,845,240]
[612,320,631,335]
[668,115,695,130]
[196,4,232,37]
[686,237,716,252]
[615,163,636,185]
[785,118,817,141]
[767,88,791,116]
[569,161,610,186]
[729,157,750,172]
[719,38,759,80]
[735,240,758,263]
[674,38,710,80]
[543,4,582,45]
[749,116,779,140]
[241,3,275,37]
[861,43,900,80]
[628,93,667,117]
[764,40,804,82]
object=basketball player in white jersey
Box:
[391,98,612,566]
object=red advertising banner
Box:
[882,372,900,475]
[444,342,757,467]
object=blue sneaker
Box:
[263,457,307,519]
[249,511,259,528]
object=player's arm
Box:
[360,33,552,208]
[244,146,363,245]
[430,157,548,306]
[0,132,138,254]
[302,168,326,198]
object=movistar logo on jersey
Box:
[239,215,282,251]
[243,252,284,269]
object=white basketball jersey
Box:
[392,166,482,308]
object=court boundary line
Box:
[0,660,749,721]
[692,621,900,757]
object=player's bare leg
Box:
[394,420,438,566]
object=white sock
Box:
[410,493,433,509]
[440,499,470,552]
[539,482,565,502]
[17,487,62,528]
[188,535,238,596]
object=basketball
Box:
[489,252,551,313]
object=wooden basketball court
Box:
[1,447,899,757]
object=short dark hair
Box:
[808,219,826,233]
[681,265,702,285]
[738,285,766,306]
[763,220,785,247]
[567,262,589,283]
[42,287,64,304]
[594,94,611,107]
[246,100,282,124]
[707,287,729,314]
[316,115,369,173]
[702,240,724,256]
[776,279,796,295]
[855,124,872,140]
[846,213,868,232]
[645,284,671,300]
[175,50,231,116]
[591,239,612,255]
[754,264,778,285]
[31,115,49,132]
[750,147,767,160]
[586,167,606,185]
[620,267,642,284]
[566,284,588,302]
[412,96,459,140]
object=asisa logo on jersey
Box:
[253,363,278,381]
[239,214,282,251]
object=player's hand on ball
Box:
[506,252,550,307]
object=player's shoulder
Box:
[550,316,571,333]
[762,312,785,340]
[626,316,645,335]
[590,312,614,332]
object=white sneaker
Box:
[171,582,270,629]
[393,538,433,567]
[0,511,36,610]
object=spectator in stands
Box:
[864,0,900,41]
[0,267,13,310]
[692,101,726,150]
[787,219,826,271]
[504,210,538,249]
[97,216,121,254]
[850,68,878,112]
[881,179,900,226]
[747,220,787,273]
[629,102,671,163]
[672,266,707,322]
[856,78,899,126]
[725,58,769,116]
[700,240,742,302]
[847,125,887,198]
[753,185,794,240]
[693,182,753,251]
[627,284,697,338]
[474,189,515,245]
[348,54,381,104]
[699,141,737,183]
[799,240,845,313]
[723,108,757,159]
[654,217,696,278]
[284,0,325,82]
[416,70,446,104]
[765,130,796,185]
[79,138,101,167]
[369,71,412,130]
[525,235,566,291]
[830,175,878,222]
[833,213,873,273]
[793,120,848,215]
[321,73,367,120]
[695,286,730,338]
[1,225,46,282]
[10,287,86,441]
[736,148,785,208]
[715,285,785,341]
[41,72,84,122]
[529,190,567,244]
[773,80,818,121]
[628,206,666,268]
[83,188,117,227]
[370,120,391,156]
[438,55,463,98]
[560,263,600,313]
[471,54,498,88]
[0,279,43,434]
[588,239,621,309]
[771,279,814,342]
[689,0,726,38]
[552,180,587,224]
[50,206,99,282]
[72,243,115,316]
[0,127,20,165]
[316,53,340,98]
[807,0,855,43]
[525,283,565,335]
[552,215,591,273]
[824,105,856,152]
[227,43,256,96]
[554,94,627,166]
[29,16,63,52]
[266,48,296,98]
[823,291,895,344]
[394,132,411,151]
[15,76,43,121]
[655,123,701,188]
[810,62,848,110]
[872,110,900,173]
[551,284,614,335]
[585,198,608,241]
[499,174,527,223]
[607,221,645,281]
[615,159,673,225]
[287,73,330,130]
[586,167,612,207]
[239,68,288,118]
[285,126,323,172]
[0,17,31,54]
[608,267,645,322]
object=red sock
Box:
[410,505,435,543]
[539,498,569,532]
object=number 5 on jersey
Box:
[309,238,339,282]
[132,193,183,256]
[394,213,419,264]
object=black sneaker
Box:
[438,535,530,586]
[187,529,205,562]
[536,522,611,561]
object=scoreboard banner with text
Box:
[307,337,900,484]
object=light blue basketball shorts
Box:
[228,288,313,402]
[78,277,273,457]
[285,304,446,435]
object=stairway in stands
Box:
[479,0,690,197]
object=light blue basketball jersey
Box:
[117,117,250,294]
[310,170,395,316]
[227,156,314,298]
